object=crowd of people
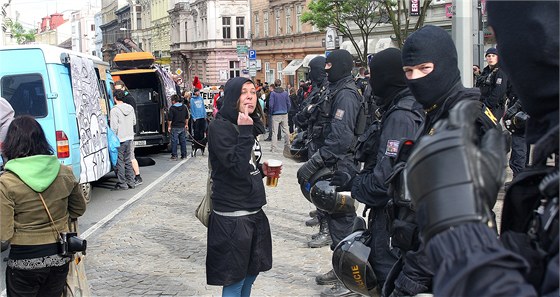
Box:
[0,1,556,296]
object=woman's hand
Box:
[238,105,253,126]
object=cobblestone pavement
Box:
[85,139,508,297]
[85,140,333,297]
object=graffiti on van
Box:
[69,55,111,182]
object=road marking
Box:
[81,157,190,239]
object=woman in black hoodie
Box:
[206,77,272,297]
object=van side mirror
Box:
[60,53,70,64]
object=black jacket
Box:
[476,65,508,114]
[168,104,189,128]
[352,89,424,208]
[208,77,266,212]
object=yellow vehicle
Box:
[112,52,178,149]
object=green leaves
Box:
[4,18,35,44]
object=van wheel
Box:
[81,183,92,204]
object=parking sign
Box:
[248,49,257,60]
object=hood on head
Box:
[217,77,266,136]
[402,25,462,109]
[326,50,354,83]
[369,48,408,109]
[309,56,326,85]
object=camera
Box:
[58,232,87,256]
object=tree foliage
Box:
[4,18,36,44]
[301,0,386,65]
[382,0,433,48]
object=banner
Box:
[410,0,420,16]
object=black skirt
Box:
[206,210,273,286]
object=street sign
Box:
[175,69,183,75]
[249,69,257,77]
[248,49,257,60]
[242,69,250,74]
[237,45,248,57]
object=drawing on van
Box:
[0,45,113,200]
[69,55,111,182]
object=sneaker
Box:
[307,232,332,248]
[170,156,178,160]
[135,175,143,186]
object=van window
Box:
[1,74,47,118]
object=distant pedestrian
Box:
[207,77,272,296]
[268,79,291,152]
[111,89,137,190]
[168,94,189,160]
[190,89,207,143]
[476,48,508,121]
[288,86,299,134]
[0,116,86,297]
[114,80,143,185]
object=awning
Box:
[282,59,304,76]
[111,69,157,75]
[375,38,398,53]
[302,54,323,68]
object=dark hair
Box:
[3,116,53,161]
[171,94,182,103]
[114,89,126,101]
[274,79,282,87]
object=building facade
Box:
[251,0,323,87]
[169,0,251,88]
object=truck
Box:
[111,52,177,149]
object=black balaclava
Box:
[309,56,326,86]
[325,49,354,83]
[218,77,266,136]
[487,1,558,143]
[369,48,408,109]
[402,25,462,109]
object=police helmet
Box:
[310,180,357,214]
[300,167,333,203]
[332,231,378,296]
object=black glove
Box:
[513,111,529,129]
[405,100,506,241]
[297,152,324,184]
[330,170,354,192]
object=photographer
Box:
[0,116,86,296]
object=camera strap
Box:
[37,192,63,242]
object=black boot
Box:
[305,216,319,227]
[320,281,361,297]
[308,218,332,248]
[316,269,338,285]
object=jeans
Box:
[171,127,187,158]
[116,140,135,188]
[271,114,290,151]
[222,275,258,297]
[6,263,69,297]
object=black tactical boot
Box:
[308,218,332,248]
[320,281,361,297]
[305,216,319,227]
[309,209,318,217]
[316,269,338,285]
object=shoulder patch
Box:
[334,109,345,120]
[496,78,502,85]
[385,140,400,157]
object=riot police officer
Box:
[503,91,529,178]
[476,47,509,121]
[404,1,558,295]
[296,49,364,297]
[293,56,332,244]
[380,25,499,297]
[330,48,425,294]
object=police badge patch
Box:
[496,78,502,84]
[335,109,345,120]
[385,140,400,157]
